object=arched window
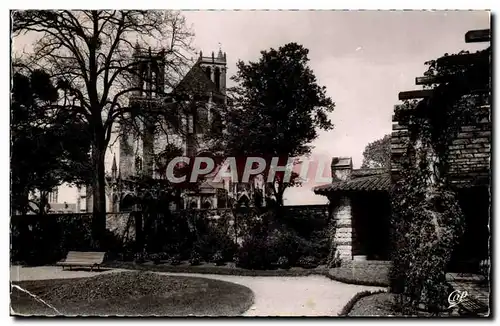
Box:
[205,66,211,80]
[202,201,212,209]
[135,156,143,173]
[214,67,221,90]
[190,201,198,209]
[121,194,135,212]
[196,106,208,134]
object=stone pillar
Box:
[331,196,353,260]
[210,68,215,84]
[207,93,212,123]
[329,157,354,260]
[220,67,227,95]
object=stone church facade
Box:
[78,46,265,213]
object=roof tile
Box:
[313,173,391,194]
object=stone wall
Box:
[182,204,330,241]
[390,105,410,179]
[330,197,352,260]
[11,212,135,244]
[391,104,491,187]
[447,105,491,186]
[106,213,136,243]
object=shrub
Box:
[232,254,240,265]
[170,254,182,266]
[297,256,319,269]
[149,253,161,265]
[328,251,342,268]
[212,250,225,266]
[269,228,330,266]
[391,175,465,314]
[193,225,238,262]
[158,251,169,261]
[236,235,277,270]
[267,229,299,263]
[134,252,147,264]
[236,228,326,270]
[277,256,290,269]
[190,251,202,266]
[120,249,135,262]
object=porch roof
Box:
[313,173,391,195]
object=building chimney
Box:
[331,157,352,182]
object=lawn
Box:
[346,292,463,317]
[327,266,390,287]
[10,271,254,316]
[106,260,329,277]
[347,292,400,316]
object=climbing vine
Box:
[390,48,490,314]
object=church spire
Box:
[217,42,224,59]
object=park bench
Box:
[56,251,106,271]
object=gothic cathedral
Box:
[79,46,265,213]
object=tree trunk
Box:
[39,191,49,215]
[275,189,284,207]
[134,212,144,252]
[91,141,107,249]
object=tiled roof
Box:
[351,168,388,177]
[313,173,391,195]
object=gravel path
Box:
[10,265,385,317]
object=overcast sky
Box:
[179,10,488,204]
[13,10,490,205]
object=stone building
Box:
[79,46,265,212]
[314,101,491,266]
[314,158,392,261]
[315,30,491,267]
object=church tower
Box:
[119,44,166,179]
[197,48,227,96]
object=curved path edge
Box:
[10,265,385,317]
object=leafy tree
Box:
[210,42,335,206]
[11,69,91,215]
[361,134,391,169]
[12,10,194,245]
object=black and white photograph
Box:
[8,8,492,317]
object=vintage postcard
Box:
[10,9,491,317]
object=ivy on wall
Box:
[390,48,490,314]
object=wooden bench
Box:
[56,251,106,271]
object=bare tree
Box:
[12,10,194,246]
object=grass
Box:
[345,292,465,317]
[105,260,329,277]
[106,261,390,287]
[338,290,387,316]
[10,271,254,316]
[346,292,399,317]
[326,266,390,287]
